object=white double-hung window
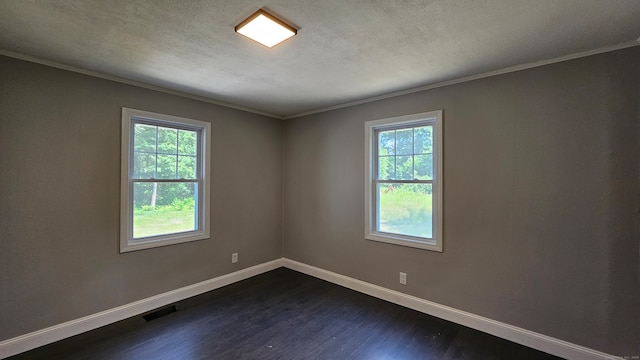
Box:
[120,108,211,252]
[365,110,443,251]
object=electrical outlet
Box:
[232,253,238,263]
[399,272,407,285]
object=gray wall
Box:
[283,47,639,354]
[0,56,283,340]
[1,47,639,356]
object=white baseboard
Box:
[1,258,619,360]
[0,258,284,359]
[282,259,617,360]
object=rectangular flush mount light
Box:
[235,9,296,48]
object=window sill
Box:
[366,232,442,252]
[120,231,210,253]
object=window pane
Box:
[378,130,395,156]
[133,182,197,239]
[396,128,413,155]
[414,126,432,154]
[414,154,433,180]
[377,156,394,180]
[396,155,413,180]
[157,127,177,155]
[157,154,177,179]
[178,130,197,156]
[133,152,156,179]
[378,183,432,238]
[178,155,197,179]
[134,124,156,152]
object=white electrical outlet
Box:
[232,253,238,263]
[399,272,407,285]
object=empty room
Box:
[1,1,639,359]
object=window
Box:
[120,108,210,252]
[364,110,443,251]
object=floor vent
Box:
[142,305,177,322]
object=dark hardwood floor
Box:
[9,268,563,359]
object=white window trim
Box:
[120,108,211,253]
[364,110,443,252]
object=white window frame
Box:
[364,110,443,252]
[120,108,211,253]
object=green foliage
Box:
[135,205,156,213]
[133,182,196,210]
[171,197,195,211]
[132,122,199,210]
[130,122,200,238]
[379,184,432,224]
[134,196,195,213]
[133,123,197,180]
[377,126,433,182]
[378,183,433,238]
[133,197,196,238]
[133,209,195,238]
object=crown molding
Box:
[283,40,640,119]
[3,39,638,121]
[0,50,282,119]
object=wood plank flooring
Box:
[9,268,563,359]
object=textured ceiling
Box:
[1,0,639,118]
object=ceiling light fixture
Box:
[235,9,296,48]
